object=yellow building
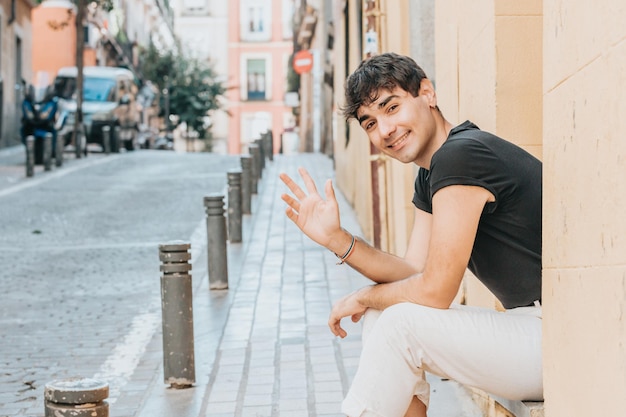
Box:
[328,1,626,416]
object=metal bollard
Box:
[43,133,52,171]
[227,170,242,243]
[240,155,252,214]
[113,126,121,153]
[159,241,195,388]
[266,130,274,161]
[102,126,111,155]
[255,138,265,173]
[261,132,270,164]
[204,194,229,289]
[26,136,35,178]
[44,377,109,417]
[248,143,260,194]
[55,133,64,167]
[75,125,84,159]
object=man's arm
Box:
[403,208,433,273]
[338,207,432,283]
[280,167,423,283]
[328,184,494,337]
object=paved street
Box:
[0,147,479,417]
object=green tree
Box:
[139,42,226,139]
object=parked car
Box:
[54,66,140,152]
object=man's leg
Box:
[341,303,542,417]
[364,311,428,417]
[405,397,427,417]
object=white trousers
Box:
[341,303,543,417]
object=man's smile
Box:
[387,131,410,149]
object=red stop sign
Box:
[293,50,314,74]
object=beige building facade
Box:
[542,2,626,416]
[331,1,626,416]
[332,0,420,259]
[0,0,36,149]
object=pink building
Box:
[226,0,294,155]
[31,0,94,79]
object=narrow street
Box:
[0,149,241,416]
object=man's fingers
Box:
[298,167,320,195]
[324,179,336,203]
[351,312,364,323]
[280,172,307,200]
[284,207,298,223]
[281,193,301,212]
[336,327,347,338]
[328,318,347,338]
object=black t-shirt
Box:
[412,121,542,309]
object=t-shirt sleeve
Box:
[412,168,432,213]
[429,138,500,202]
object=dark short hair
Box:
[342,52,429,121]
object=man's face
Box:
[355,86,436,165]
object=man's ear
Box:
[419,78,437,107]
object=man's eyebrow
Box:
[357,94,399,124]
[377,94,399,109]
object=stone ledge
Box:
[466,387,544,417]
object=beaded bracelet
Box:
[334,233,356,265]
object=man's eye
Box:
[365,121,375,130]
[388,104,398,112]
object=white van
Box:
[54,66,140,152]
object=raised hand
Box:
[279,167,341,248]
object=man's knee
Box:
[362,305,423,341]
[371,303,450,348]
[378,303,436,325]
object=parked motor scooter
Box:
[20,78,59,165]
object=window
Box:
[240,0,271,41]
[246,59,266,101]
[241,53,272,101]
[248,6,264,32]
[83,77,116,102]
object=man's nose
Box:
[378,117,396,138]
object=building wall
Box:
[332,0,374,242]
[543,1,626,415]
[333,0,626,415]
[0,0,35,148]
[333,0,542,294]
[226,0,292,155]
[331,0,433,256]
[31,0,76,78]
[331,0,436,256]
[436,0,542,152]
[435,0,543,309]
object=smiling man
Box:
[280,52,543,417]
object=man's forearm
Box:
[328,230,420,283]
[357,272,457,311]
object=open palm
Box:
[280,167,341,248]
